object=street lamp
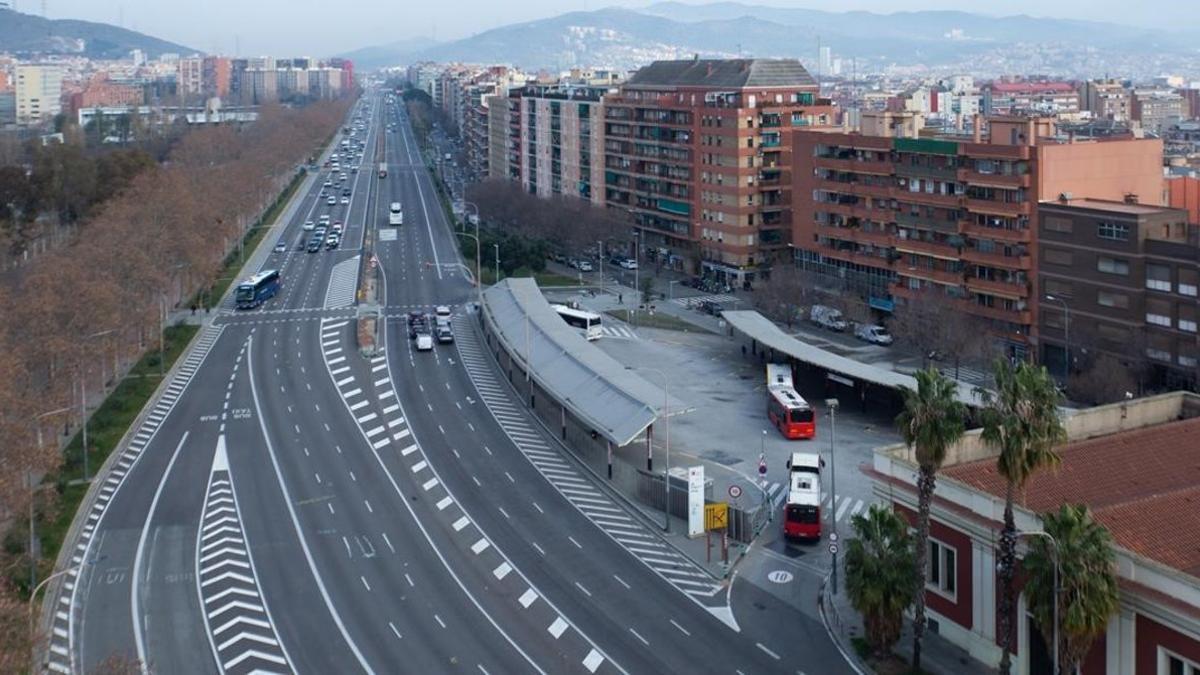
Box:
[80,328,118,483]
[30,408,72,589]
[825,397,840,594]
[629,366,671,532]
[1044,294,1070,383]
[29,555,106,635]
[494,243,500,284]
[1019,530,1060,675]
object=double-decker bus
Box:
[235,269,281,309]
[766,363,816,439]
[552,304,603,341]
[783,452,822,540]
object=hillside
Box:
[0,8,195,59]
[381,3,1198,76]
[338,37,440,71]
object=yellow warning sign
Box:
[705,502,729,531]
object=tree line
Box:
[0,98,350,669]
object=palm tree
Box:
[895,367,967,670]
[845,504,916,659]
[976,358,1067,675]
[1025,504,1119,675]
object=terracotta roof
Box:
[942,416,1200,576]
[988,82,1076,94]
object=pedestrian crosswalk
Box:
[673,293,738,308]
[323,255,359,309]
[454,318,725,604]
[598,323,636,339]
[47,325,225,674]
[763,480,871,526]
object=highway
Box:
[44,87,855,674]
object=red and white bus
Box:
[783,452,822,540]
[766,364,816,440]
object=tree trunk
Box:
[912,465,936,670]
[998,481,1018,675]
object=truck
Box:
[378,162,387,178]
[388,201,403,226]
[809,304,848,332]
[783,452,823,540]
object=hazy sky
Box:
[23,0,1196,56]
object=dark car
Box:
[407,311,429,339]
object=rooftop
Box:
[1041,197,1183,216]
[625,58,815,90]
[988,81,1077,93]
[943,414,1200,578]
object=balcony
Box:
[960,220,1032,244]
[817,243,893,268]
[956,299,1032,326]
[901,190,963,209]
[896,212,961,234]
[965,275,1029,299]
[963,198,1029,218]
[817,223,894,248]
[897,264,964,286]
[895,163,959,181]
[960,246,1031,269]
[894,237,960,259]
[813,156,893,175]
[821,200,876,220]
[958,168,1031,188]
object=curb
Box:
[819,571,872,675]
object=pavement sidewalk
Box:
[822,565,999,675]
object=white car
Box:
[415,333,433,351]
[578,261,594,272]
[303,220,315,231]
[340,196,350,205]
[327,196,337,206]
[856,324,894,346]
[619,259,638,270]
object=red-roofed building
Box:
[868,391,1200,674]
[984,81,1080,116]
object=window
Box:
[1181,319,1198,333]
[1044,249,1073,266]
[1043,216,1073,234]
[1180,355,1199,368]
[1147,347,1172,361]
[1097,256,1130,276]
[1097,291,1130,309]
[1147,313,1173,327]
[1147,263,1172,292]
[926,539,957,599]
[1097,221,1130,241]
[1161,648,1200,675]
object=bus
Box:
[235,269,281,309]
[552,304,603,341]
[766,363,816,439]
[783,452,822,540]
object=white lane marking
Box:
[548,617,568,639]
[613,574,631,590]
[756,643,781,660]
[629,627,649,646]
[410,460,427,473]
[436,496,453,511]
[361,576,372,591]
[670,619,691,636]
[452,517,470,532]
[518,589,538,608]
[470,539,490,555]
[574,581,592,598]
[434,614,447,629]
[583,649,604,673]
[389,622,402,639]
[493,562,512,580]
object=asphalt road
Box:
[45,87,856,675]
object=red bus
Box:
[783,452,822,540]
[766,364,816,439]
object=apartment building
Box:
[982,81,1079,116]
[507,84,608,205]
[604,58,834,280]
[1080,79,1131,122]
[15,63,64,125]
[1037,197,1196,389]
[792,114,1163,357]
[1132,89,1189,134]
[487,92,520,182]
[177,56,204,97]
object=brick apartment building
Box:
[491,83,609,206]
[983,81,1080,116]
[868,391,1200,675]
[1080,79,1132,122]
[603,58,834,280]
[791,114,1164,358]
[1037,197,1196,389]
[68,76,144,116]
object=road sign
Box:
[727,484,743,499]
[705,502,729,531]
[828,543,839,555]
[758,458,767,476]
[828,532,839,542]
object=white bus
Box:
[552,304,603,341]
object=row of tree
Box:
[847,363,1119,675]
[0,99,350,670]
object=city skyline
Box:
[19,0,1198,58]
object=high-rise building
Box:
[203,56,232,98]
[177,56,204,97]
[791,115,1164,357]
[508,83,609,205]
[603,58,834,280]
[1080,79,1131,121]
[15,63,64,126]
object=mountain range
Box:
[350,2,1200,76]
[0,8,195,58]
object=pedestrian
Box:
[190,304,196,315]
[618,293,623,304]
[741,344,747,358]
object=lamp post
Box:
[494,243,500,284]
[825,397,840,594]
[1019,530,1060,675]
[29,555,105,635]
[1044,294,1070,383]
[80,328,117,483]
[630,366,671,532]
[30,408,72,590]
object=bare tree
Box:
[890,291,994,379]
[754,265,819,329]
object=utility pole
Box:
[825,397,839,594]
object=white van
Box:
[809,305,848,332]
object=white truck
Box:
[855,323,894,345]
[809,305,848,332]
[388,201,403,226]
